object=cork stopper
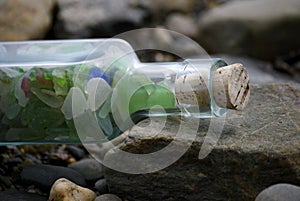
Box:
[175,63,250,110]
[212,63,250,110]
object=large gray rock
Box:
[104,83,300,201]
[0,0,55,40]
[54,0,146,38]
[197,0,300,60]
[94,194,122,201]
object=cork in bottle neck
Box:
[175,63,250,111]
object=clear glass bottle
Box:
[0,39,249,145]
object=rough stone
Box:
[255,184,300,201]
[0,0,55,40]
[94,194,122,201]
[21,164,86,192]
[49,178,96,201]
[54,0,146,38]
[103,83,300,200]
[68,158,103,181]
[0,189,47,201]
[197,0,300,60]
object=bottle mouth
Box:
[212,63,250,111]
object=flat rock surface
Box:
[104,83,300,201]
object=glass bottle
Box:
[0,39,249,145]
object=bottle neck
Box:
[129,58,249,117]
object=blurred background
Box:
[1,0,300,83]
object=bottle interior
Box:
[0,40,227,145]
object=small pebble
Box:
[66,145,86,159]
[24,153,42,164]
[47,152,70,166]
[49,178,96,201]
[68,158,103,181]
[94,179,108,194]
[94,194,122,201]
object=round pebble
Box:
[255,184,300,201]
[49,178,96,201]
[94,194,122,201]
[68,158,103,181]
[94,179,108,194]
